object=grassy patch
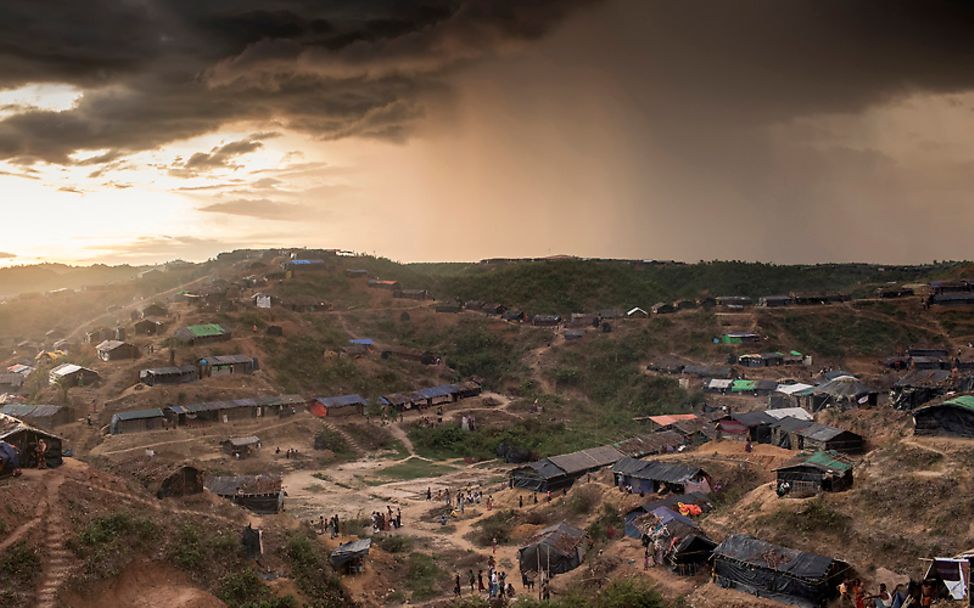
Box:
[371,457,457,482]
[68,512,161,581]
[342,423,410,459]
[312,427,357,462]
[403,552,448,602]
[281,532,350,607]
[465,510,520,547]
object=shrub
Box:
[0,542,40,587]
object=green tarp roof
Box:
[803,450,853,472]
[731,379,756,392]
[944,395,974,412]
[185,323,226,337]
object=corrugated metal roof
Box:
[112,408,165,421]
[547,445,625,475]
[625,461,707,484]
[0,404,64,418]
[772,416,815,433]
[765,407,813,421]
[209,354,255,365]
[797,423,856,443]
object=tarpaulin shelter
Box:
[923,557,970,601]
[511,445,624,492]
[892,369,955,410]
[206,474,283,514]
[712,535,850,608]
[518,522,587,575]
[623,492,712,539]
[800,376,878,411]
[914,395,974,438]
[774,451,854,496]
[330,538,372,574]
[0,413,63,470]
[612,458,711,495]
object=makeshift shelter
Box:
[623,492,712,538]
[0,404,71,429]
[223,436,261,458]
[139,365,198,386]
[800,376,878,411]
[168,395,303,426]
[330,538,372,574]
[394,288,430,300]
[612,459,712,495]
[206,474,284,514]
[510,459,571,492]
[207,354,258,375]
[310,394,367,417]
[115,458,205,499]
[635,507,716,575]
[770,416,815,450]
[923,557,970,601]
[133,319,165,335]
[518,522,587,575]
[532,314,562,326]
[111,408,167,434]
[795,424,865,455]
[614,431,684,458]
[914,396,974,438]
[774,451,854,497]
[141,304,168,317]
[729,411,777,443]
[511,445,624,492]
[651,302,676,314]
[502,309,525,322]
[175,323,230,345]
[627,307,650,318]
[0,414,64,470]
[48,363,100,387]
[712,535,849,608]
[891,369,954,410]
[759,295,794,307]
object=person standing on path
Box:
[454,573,462,597]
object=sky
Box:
[1,0,974,266]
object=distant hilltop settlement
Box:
[2,253,974,607]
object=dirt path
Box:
[525,334,560,394]
[0,470,65,553]
[385,422,417,457]
[94,415,313,456]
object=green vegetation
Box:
[282,532,350,608]
[217,569,297,608]
[68,512,161,580]
[549,328,692,414]
[375,534,414,554]
[312,427,357,462]
[342,423,409,458]
[260,335,368,394]
[371,457,457,481]
[0,541,40,587]
[766,308,940,357]
[403,551,449,602]
[466,510,519,547]
[425,260,958,315]
[586,504,623,542]
[758,498,851,537]
[166,522,240,571]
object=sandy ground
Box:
[60,559,227,608]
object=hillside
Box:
[4,250,974,608]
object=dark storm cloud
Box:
[0,0,599,163]
[171,134,275,176]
